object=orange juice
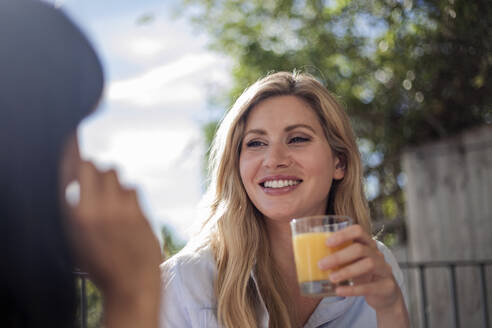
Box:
[292,232,351,283]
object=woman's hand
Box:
[318,225,409,327]
[66,161,162,328]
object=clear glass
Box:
[290,215,353,297]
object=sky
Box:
[51,0,231,242]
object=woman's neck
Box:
[265,219,297,281]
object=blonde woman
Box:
[160,72,409,327]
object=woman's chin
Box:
[263,211,303,223]
[263,208,327,223]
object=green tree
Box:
[161,225,186,259]
[178,0,492,245]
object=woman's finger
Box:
[74,161,103,220]
[325,224,377,248]
[335,277,397,298]
[318,242,373,269]
[101,168,121,194]
[329,256,391,283]
[77,161,99,202]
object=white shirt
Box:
[160,241,406,328]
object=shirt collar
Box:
[250,269,356,328]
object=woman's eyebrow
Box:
[285,124,316,133]
[244,128,266,137]
[244,124,316,137]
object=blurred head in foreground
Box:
[0,0,103,326]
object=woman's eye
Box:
[246,140,265,147]
[289,136,310,144]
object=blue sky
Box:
[50,0,231,241]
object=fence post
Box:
[80,276,87,328]
[449,265,460,328]
[479,264,490,328]
[419,265,429,328]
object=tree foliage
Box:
[179,0,492,243]
[161,225,186,259]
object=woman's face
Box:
[239,95,345,223]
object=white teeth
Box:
[263,179,300,188]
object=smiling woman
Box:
[160,71,409,328]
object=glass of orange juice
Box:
[290,215,353,297]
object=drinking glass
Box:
[290,215,353,297]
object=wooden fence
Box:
[402,125,492,327]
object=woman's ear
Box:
[333,155,346,180]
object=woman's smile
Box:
[259,175,303,195]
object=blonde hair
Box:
[197,71,371,327]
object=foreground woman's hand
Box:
[318,225,409,328]
[67,161,162,328]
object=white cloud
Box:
[107,53,221,109]
[128,37,166,58]
[87,13,219,73]
[156,207,205,241]
[79,113,205,240]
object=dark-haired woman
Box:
[0,1,161,327]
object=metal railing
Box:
[399,260,492,328]
[75,260,492,328]
[75,270,89,328]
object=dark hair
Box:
[0,0,103,326]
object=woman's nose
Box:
[263,143,291,168]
